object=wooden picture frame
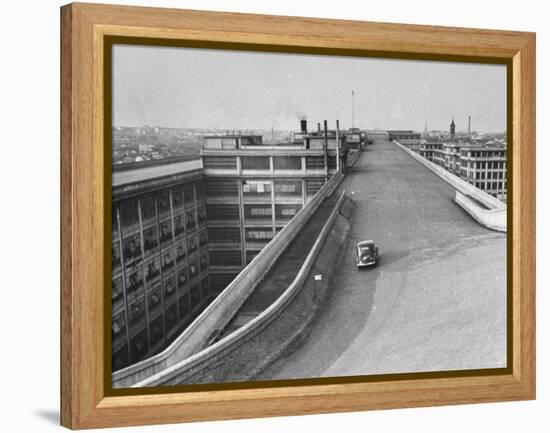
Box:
[60,2,535,429]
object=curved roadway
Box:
[259,135,507,379]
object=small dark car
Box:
[356,240,379,268]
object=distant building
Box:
[387,130,421,147]
[442,142,462,174]
[419,141,443,162]
[458,144,507,200]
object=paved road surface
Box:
[259,135,507,380]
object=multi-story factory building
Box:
[201,120,345,295]
[111,159,210,371]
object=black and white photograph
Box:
[110,44,508,388]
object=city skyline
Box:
[113,45,507,133]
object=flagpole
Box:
[352,90,355,130]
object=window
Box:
[205,179,239,197]
[178,292,189,319]
[201,278,210,299]
[129,297,146,325]
[164,275,176,299]
[112,242,121,269]
[172,189,184,213]
[119,199,139,233]
[199,230,208,246]
[275,204,302,220]
[184,187,195,206]
[185,210,196,230]
[177,268,188,289]
[123,233,142,262]
[305,156,325,169]
[112,277,123,303]
[189,262,199,279]
[196,182,205,201]
[273,157,301,170]
[157,191,171,217]
[112,345,129,371]
[241,156,270,170]
[197,207,207,223]
[245,227,274,243]
[274,180,302,197]
[188,235,198,253]
[165,304,178,335]
[206,204,240,221]
[209,250,243,267]
[208,227,241,244]
[159,220,173,244]
[202,155,237,169]
[126,264,143,294]
[242,180,272,197]
[244,204,272,220]
[148,286,162,311]
[174,215,185,236]
[130,328,148,363]
[200,254,208,271]
[190,284,201,311]
[140,195,156,223]
[143,226,158,253]
[161,250,173,271]
[145,257,160,281]
[175,242,186,263]
[149,315,164,346]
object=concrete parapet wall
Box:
[133,191,353,387]
[112,171,345,388]
[454,191,506,232]
[393,140,507,232]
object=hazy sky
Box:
[113,44,506,133]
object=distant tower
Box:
[424,120,428,136]
[450,118,456,140]
[468,115,471,137]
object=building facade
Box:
[458,145,507,200]
[201,125,344,293]
[419,141,443,162]
[111,160,210,371]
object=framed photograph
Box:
[60,2,535,429]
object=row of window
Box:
[461,150,506,158]
[116,184,204,235]
[112,277,211,370]
[203,155,337,172]
[206,179,304,198]
[467,161,506,170]
[473,181,507,191]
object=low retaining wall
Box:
[393,140,507,232]
[133,192,353,387]
[454,191,506,232]
[113,171,345,388]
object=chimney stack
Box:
[317,122,321,132]
[468,115,471,136]
[300,118,307,133]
